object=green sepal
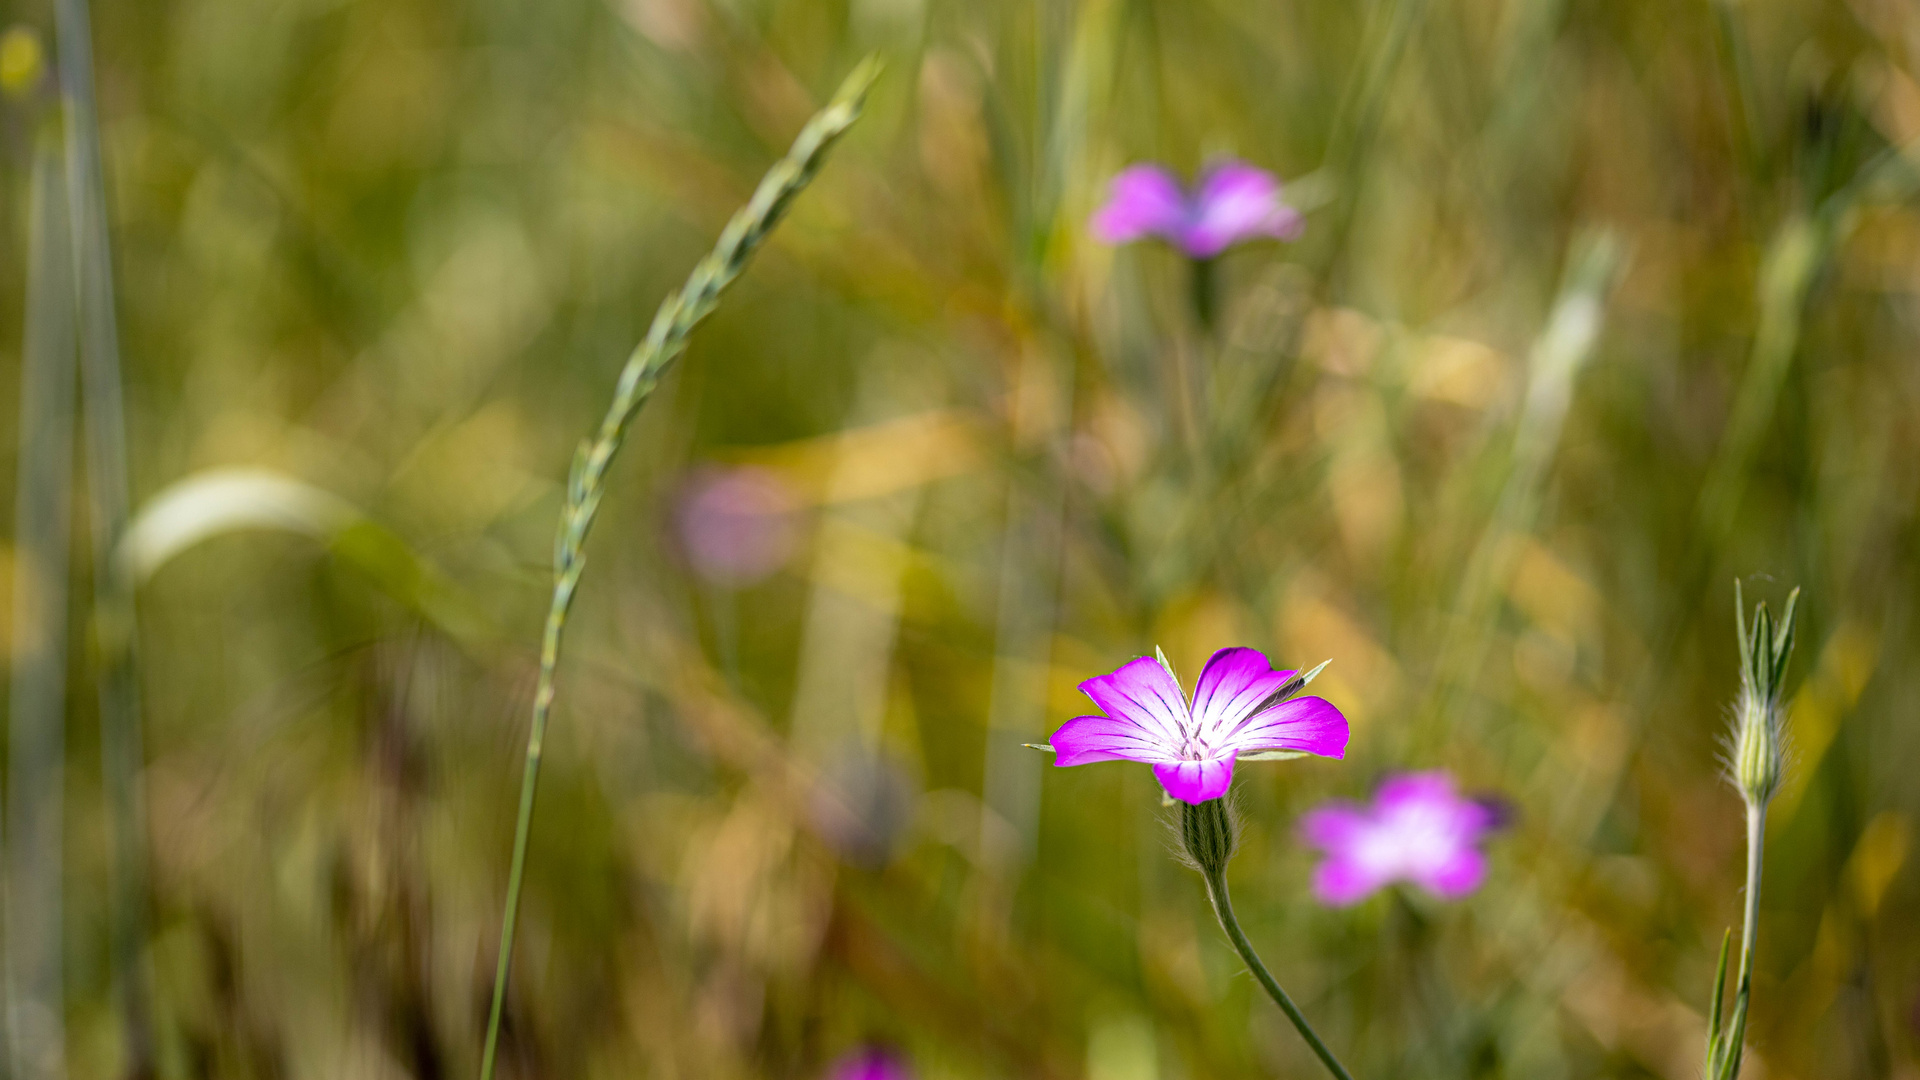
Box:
[1253,658,1332,715]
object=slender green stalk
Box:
[477,59,877,1080]
[1188,257,1216,335]
[1707,586,1795,1080]
[1707,0,1766,185]
[1728,805,1765,1074]
[1199,866,1357,1080]
[1315,0,1430,294]
[1693,214,1823,544]
[1708,805,1764,1079]
[7,127,78,1080]
[53,0,158,1072]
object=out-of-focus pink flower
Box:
[826,1046,913,1080]
[674,465,800,587]
[1299,772,1504,906]
[1091,160,1304,258]
[1048,648,1348,804]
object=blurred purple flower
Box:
[1049,648,1348,805]
[674,465,800,587]
[826,1046,913,1080]
[1299,771,1503,906]
[1091,160,1304,258]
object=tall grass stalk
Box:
[6,129,78,1080]
[477,59,878,1080]
[1422,233,1620,751]
[1707,0,1766,186]
[1315,0,1431,294]
[53,0,157,1071]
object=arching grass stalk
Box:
[1184,799,1358,1080]
[478,59,879,1080]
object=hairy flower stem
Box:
[1200,866,1358,1080]
[1738,804,1764,989]
[477,59,877,1080]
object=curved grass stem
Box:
[477,59,878,1080]
[1201,867,1358,1080]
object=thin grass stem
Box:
[477,59,878,1080]
[6,126,78,1080]
[53,0,158,1072]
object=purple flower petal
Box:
[1190,647,1294,734]
[1299,770,1504,905]
[1312,856,1392,906]
[1090,165,1189,245]
[1376,772,1496,847]
[1154,755,1237,804]
[1411,847,1487,899]
[1049,646,1349,803]
[1298,804,1370,849]
[1222,696,1348,759]
[1049,715,1177,767]
[1179,160,1303,258]
[1373,772,1458,812]
[1078,656,1189,747]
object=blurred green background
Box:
[1,0,1917,1077]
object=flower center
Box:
[1177,731,1214,760]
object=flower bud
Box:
[1181,796,1238,877]
[1729,583,1798,810]
[1731,687,1781,808]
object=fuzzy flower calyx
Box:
[1038,647,1348,804]
[1730,582,1798,809]
[1091,160,1304,259]
[1181,796,1238,877]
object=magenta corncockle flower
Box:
[674,464,800,587]
[1048,648,1348,804]
[1299,772,1503,906]
[1091,160,1305,258]
[825,1046,913,1080]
